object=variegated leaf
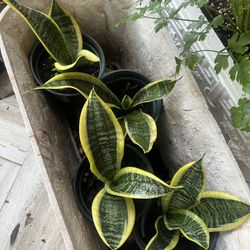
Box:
[190,191,250,232]
[118,117,127,137]
[35,72,121,108]
[162,159,205,212]
[165,210,210,250]
[121,95,132,109]
[4,0,72,64]
[49,0,82,60]
[92,188,135,250]
[55,50,100,71]
[146,216,180,250]
[131,78,177,107]
[105,167,178,199]
[124,111,157,153]
[79,90,124,182]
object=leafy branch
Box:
[120,0,250,132]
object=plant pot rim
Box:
[29,33,106,98]
[101,69,162,121]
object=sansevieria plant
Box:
[3,0,99,71]
[35,72,177,153]
[79,89,179,249]
[146,159,250,250]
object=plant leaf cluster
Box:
[3,0,99,71]
[122,0,250,132]
[146,159,250,249]
[36,73,177,153]
[80,89,179,249]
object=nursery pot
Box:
[101,69,162,121]
[29,33,105,102]
[72,144,154,222]
[134,200,219,250]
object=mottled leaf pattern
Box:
[4,0,72,64]
[131,78,177,107]
[190,191,250,232]
[146,216,180,250]
[92,189,135,250]
[35,72,121,108]
[105,167,177,199]
[79,90,124,182]
[49,0,81,60]
[162,159,205,211]
[165,210,210,249]
[124,111,157,153]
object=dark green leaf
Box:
[121,95,132,109]
[92,189,135,250]
[228,33,248,54]
[190,192,250,232]
[165,210,210,249]
[124,111,157,153]
[214,54,229,74]
[145,216,180,250]
[4,0,72,64]
[175,56,183,75]
[49,0,81,60]
[185,53,199,71]
[230,98,250,132]
[162,159,205,211]
[105,167,178,199]
[211,14,224,28]
[79,90,124,182]
[236,58,250,92]
[35,72,121,108]
[131,78,177,107]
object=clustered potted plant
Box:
[3,0,250,249]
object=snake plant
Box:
[35,72,177,153]
[80,89,179,249]
[3,0,99,71]
[146,159,250,250]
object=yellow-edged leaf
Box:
[92,188,135,250]
[146,216,180,250]
[162,159,205,212]
[55,50,100,71]
[105,167,178,199]
[35,72,121,108]
[165,210,210,249]
[190,191,250,232]
[124,111,157,153]
[79,90,124,182]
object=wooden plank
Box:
[1,95,19,108]
[0,149,42,249]
[0,118,30,165]
[0,158,21,210]
[0,95,24,126]
[0,70,13,99]
[15,186,65,250]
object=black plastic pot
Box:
[72,144,154,222]
[0,55,5,73]
[101,70,162,121]
[29,34,105,102]
[134,201,219,250]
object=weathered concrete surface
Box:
[0,0,249,249]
